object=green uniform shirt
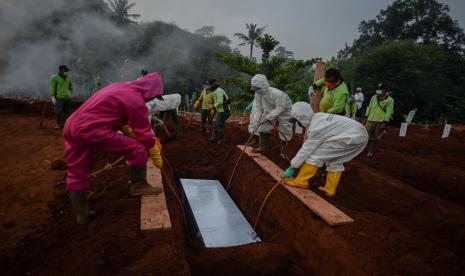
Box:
[199,89,214,110]
[212,87,229,113]
[50,74,73,99]
[345,101,357,118]
[365,95,394,122]
[314,78,349,114]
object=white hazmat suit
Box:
[290,102,368,172]
[250,74,293,141]
[284,102,368,196]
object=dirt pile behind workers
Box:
[1,99,465,275]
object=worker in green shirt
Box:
[363,83,394,157]
[194,81,215,132]
[208,79,230,144]
[50,65,73,129]
[312,68,349,115]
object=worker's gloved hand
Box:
[194,100,200,109]
[121,125,136,138]
[148,146,163,168]
[283,167,295,178]
[308,85,315,96]
[51,96,57,105]
[245,102,253,113]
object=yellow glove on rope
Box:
[121,125,136,138]
[148,146,163,168]
[194,100,200,109]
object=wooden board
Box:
[140,162,172,231]
[310,61,326,112]
[238,145,353,226]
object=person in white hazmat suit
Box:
[146,93,182,133]
[247,95,261,147]
[249,74,293,158]
[283,102,368,196]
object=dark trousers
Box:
[159,109,179,130]
[214,111,230,133]
[54,99,71,128]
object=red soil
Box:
[1,99,465,275]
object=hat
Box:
[59,65,70,72]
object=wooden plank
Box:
[238,145,353,226]
[140,162,172,231]
[310,61,326,112]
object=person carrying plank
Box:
[312,68,349,115]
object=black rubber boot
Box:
[248,135,259,149]
[216,130,225,144]
[69,190,95,224]
[208,130,218,143]
[280,140,289,159]
[252,133,270,153]
[130,166,163,196]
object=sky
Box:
[132,0,465,60]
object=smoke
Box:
[0,0,233,99]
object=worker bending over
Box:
[250,74,293,158]
[363,83,394,157]
[64,73,164,224]
[146,93,181,135]
[283,102,368,196]
[313,68,349,115]
[194,81,215,132]
[208,80,230,144]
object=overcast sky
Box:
[133,0,465,60]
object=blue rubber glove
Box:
[283,167,295,178]
[245,102,253,113]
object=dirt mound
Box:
[1,99,465,275]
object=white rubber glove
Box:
[308,85,315,96]
[51,97,57,105]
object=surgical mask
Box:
[255,88,265,95]
[375,89,383,95]
[325,80,340,90]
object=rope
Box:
[226,118,264,191]
[253,178,283,230]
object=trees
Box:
[340,0,465,59]
[257,34,280,63]
[339,40,465,123]
[274,46,294,59]
[108,0,140,24]
[234,23,267,60]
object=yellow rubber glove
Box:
[148,146,163,168]
[194,100,200,109]
[121,125,136,138]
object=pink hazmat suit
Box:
[63,73,164,191]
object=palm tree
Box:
[234,23,267,60]
[108,0,140,24]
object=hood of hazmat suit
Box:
[147,93,182,115]
[65,72,164,149]
[290,102,368,172]
[249,74,293,141]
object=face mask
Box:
[254,88,264,95]
[325,80,340,90]
[375,89,383,95]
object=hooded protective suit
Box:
[64,73,164,191]
[146,93,181,115]
[248,95,261,135]
[290,102,368,172]
[250,74,293,141]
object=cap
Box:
[59,65,70,72]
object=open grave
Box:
[2,100,465,275]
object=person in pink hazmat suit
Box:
[64,72,165,224]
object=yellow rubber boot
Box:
[318,172,342,196]
[284,163,318,189]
